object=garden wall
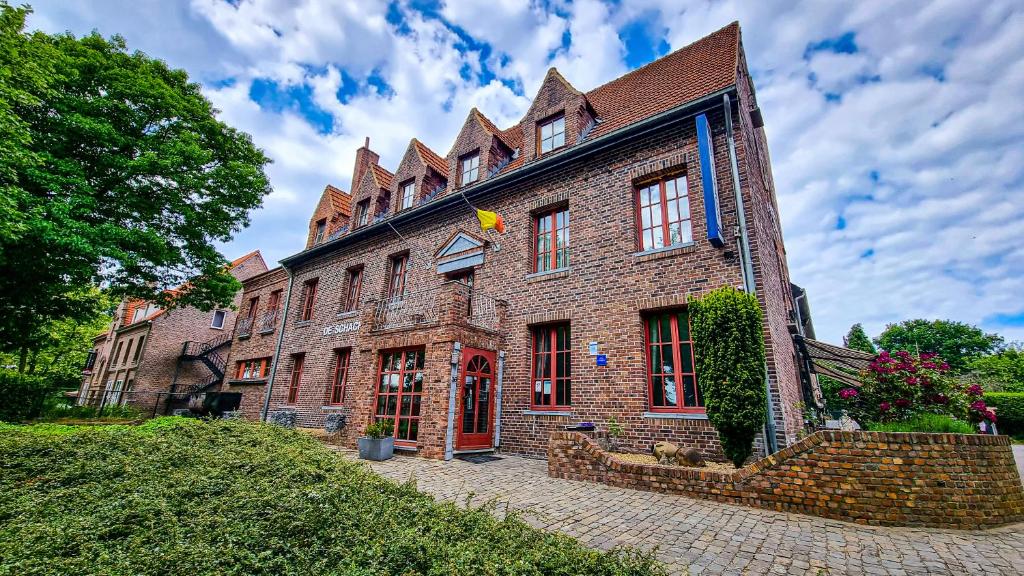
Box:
[548,430,1024,529]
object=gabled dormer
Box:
[389,138,449,213]
[348,159,394,230]
[446,108,516,189]
[520,68,596,164]
[306,184,352,248]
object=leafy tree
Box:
[875,319,1002,373]
[689,286,767,466]
[0,4,271,359]
[843,323,876,355]
[968,347,1024,392]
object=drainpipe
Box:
[723,93,778,455]
[260,267,295,422]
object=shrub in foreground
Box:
[0,369,50,422]
[0,418,663,576]
[866,414,976,434]
[984,392,1024,436]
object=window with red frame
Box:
[531,323,571,409]
[236,358,270,380]
[246,296,259,320]
[286,354,304,404]
[343,267,362,312]
[373,348,425,444]
[637,174,693,251]
[327,348,350,405]
[533,206,569,272]
[645,309,701,412]
[387,254,408,298]
[299,278,318,321]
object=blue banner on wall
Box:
[696,113,725,247]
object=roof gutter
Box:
[279,85,737,269]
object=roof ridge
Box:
[587,21,739,98]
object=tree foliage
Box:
[967,347,1024,393]
[689,286,767,466]
[875,319,1002,373]
[0,3,271,356]
[843,323,876,355]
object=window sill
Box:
[321,405,347,411]
[525,267,571,282]
[522,410,573,417]
[295,320,312,328]
[227,378,267,386]
[633,242,697,263]
[336,310,359,319]
[642,411,708,420]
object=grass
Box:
[0,418,663,576]
[865,413,976,434]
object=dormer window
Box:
[460,152,479,185]
[538,114,565,155]
[313,219,326,244]
[355,199,370,227]
[400,180,415,210]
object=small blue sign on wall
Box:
[596,354,607,367]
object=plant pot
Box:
[357,436,394,461]
[563,424,596,432]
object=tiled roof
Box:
[412,138,449,176]
[472,108,518,150]
[325,184,351,217]
[585,22,739,138]
[229,249,263,268]
[369,164,394,189]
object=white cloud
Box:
[25,0,1024,344]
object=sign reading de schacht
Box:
[323,321,360,336]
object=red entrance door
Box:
[455,348,496,450]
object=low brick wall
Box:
[548,430,1024,529]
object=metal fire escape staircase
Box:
[173,333,232,395]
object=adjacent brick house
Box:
[78,251,267,413]
[234,22,815,461]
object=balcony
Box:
[236,316,254,339]
[257,308,280,334]
[368,281,506,333]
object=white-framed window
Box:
[538,114,565,154]
[401,181,415,210]
[211,310,227,329]
[460,153,479,185]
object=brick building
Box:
[228,22,815,461]
[79,251,267,413]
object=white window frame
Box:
[211,310,227,329]
[401,181,415,210]
[460,153,479,185]
[538,115,565,154]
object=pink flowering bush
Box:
[842,351,990,428]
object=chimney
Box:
[351,136,379,193]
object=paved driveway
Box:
[1014,445,1024,482]
[334,449,1024,576]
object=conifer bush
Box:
[689,287,767,467]
[0,418,664,576]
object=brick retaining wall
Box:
[548,430,1024,529]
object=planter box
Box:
[358,436,394,461]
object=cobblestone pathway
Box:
[333,449,1024,576]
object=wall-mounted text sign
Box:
[323,321,361,336]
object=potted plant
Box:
[358,419,394,461]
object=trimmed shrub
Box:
[866,414,975,434]
[689,287,767,467]
[984,392,1024,436]
[0,419,664,575]
[0,370,50,422]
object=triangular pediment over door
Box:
[435,230,486,274]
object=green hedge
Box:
[0,418,665,575]
[984,392,1024,436]
[0,370,50,422]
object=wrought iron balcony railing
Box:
[371,288,441,331]
[258,308,280,333]
[236,316,254,338]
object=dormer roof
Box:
[324,184,351,217]
[369,164,394,189]
[412,138,449,176]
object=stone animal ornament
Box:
[651,441,705,467]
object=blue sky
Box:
[28,0,1024,344]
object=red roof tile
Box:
[412,138,449,177]
[325,184,352,217]
[369,164,394,189]
[585,22,739,138]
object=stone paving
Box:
[333,449,1024,576]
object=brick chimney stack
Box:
[351,136,379,193]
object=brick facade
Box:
[548,431,1024,529]
[79,252,267,413]
[227,23,814,463]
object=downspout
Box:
[260,267,295,422]
[723,93,778,455]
